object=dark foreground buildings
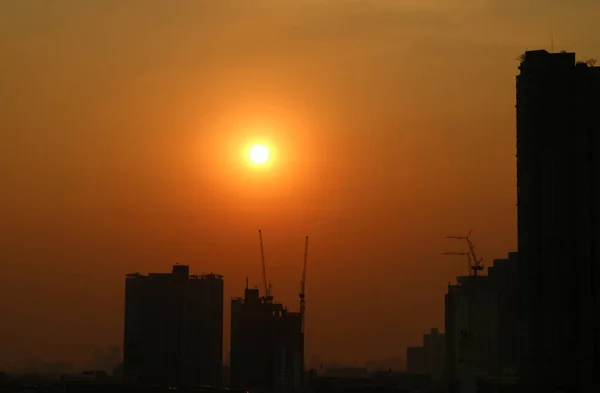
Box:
[407,328,445,381]
[444,253,519,392]
[123,265,224,387]
[230,286,304,391]
[406,346,426,375]
[445,274,492,392]
[487,252,519,376]
[517,50,600,392]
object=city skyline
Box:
[2,0,600,368]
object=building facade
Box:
[487,252,519,375]
[123,265,224,387]
[423,328,446,381]
[406,347,426,374]
[517,50,600,392]
[445,275,495,393]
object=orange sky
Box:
[1,0,599,367]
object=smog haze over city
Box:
[1,0,599,372]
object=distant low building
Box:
[321,367,369,379]
[406,347,425,374]
[60,370,108,382]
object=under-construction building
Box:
[445,275,493,389]
[230,287,304,391]
[443,233,496,393]
[229,231,307,392]
[123,265,224,387]
[444,247,521,393]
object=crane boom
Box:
[258,229,271,299]
[446,231,484,275]
[300,236,308,333]
[442,251,472,276]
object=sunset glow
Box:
[4,0,599,372]
[249,144,270,164]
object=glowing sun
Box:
[249,144,270,164]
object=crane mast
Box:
[299,236,308,333]
[442,251,472,276]
[258,229,273,302]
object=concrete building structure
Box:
[487,252,519,376]
[406,347,426,374]
[406,328,445,380]
[444,252,519,393]
[423,328,446,381]
[516,49,600,392]
[123,265,224,387]
[230,287,303,391]
[445,275,494,393]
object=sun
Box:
[249,144,270,164]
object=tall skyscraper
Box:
[517,50,600,392]
[123,265,224,387]
[230,287,304,391]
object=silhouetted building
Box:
[88,346,121,372]
[517,49,600,392]
[423,328,446,381]
[10,359,74,376]
[61,370,108,383]
[445,284,461,385]
[365,358,402,372]
[487,252,519,376]
[445,275,494,392]
[230,287,303,391]
[321,367,369,379]
[123,265,224,387]
[406,347,426,374]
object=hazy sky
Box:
[1,0,599,367]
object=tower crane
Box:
[446,230,484,276]
[299,236,308,333]
[258,229,273,302]
[442,251,472,276]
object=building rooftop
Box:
[519,49,597,69]
[126,265,223,280]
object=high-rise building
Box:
[423,328,446,381]
[230,287,303,391]
[517,49,600,392]
[487,252,519,376]
[123,265,224,387]
[445,275,494,392]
